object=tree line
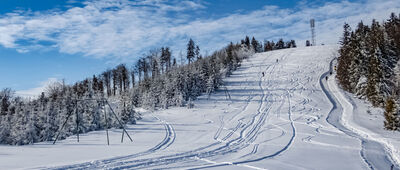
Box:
[0,36,296,145]
[336,13,400,130]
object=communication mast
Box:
[310,19,316,46]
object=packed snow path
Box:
[0,46,398,169]
[322,58,399,170]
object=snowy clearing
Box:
[0,45,398,170]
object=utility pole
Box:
[52,98,133,145]
[310,19,316,46]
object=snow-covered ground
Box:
[0,45,399,170]
[327,62,400,169]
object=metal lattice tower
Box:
[310,19,316,46]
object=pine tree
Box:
[370,20,393,98]
[195,45,201,60]
[340,23,351,45]
[276,39,285,49]
[251,37,258,52]
[151,59,160,79]
[337,23,353,91]
[244,36,250,49]
[366,54,382,106]
[206,76,214,98]
[130,67,135,88]
[384,97,399,130]
[384,13,400,60]
[0,88,13,115]
[92,75,99,94]
[264,41,272,51]
[173,58,177,67]
[0,114,12,144]
[347,32,361,92]
[165,47,172,71]
[290,40,297,48]
[270,41,276,50]
[102,70,112,97]
[354,21,370,96]
[187,39,195,64]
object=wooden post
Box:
[104,101,110,145]
[121,101,125,143]
[121,130,124,143]
[76,102,79,143]
[53,102,74,144]
[106,101,133,142]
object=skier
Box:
[326,76,328,80]
[262,72,265,77]
[276,59,278,63]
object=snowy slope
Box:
[327,63,400,168]
[0,45,398,170]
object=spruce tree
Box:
[276,39,285,49]
[244,36,250,49]
[337,23,353,91]
[366,54,382,106]
[195,45,201,60]
[187,39,195,64]
[251,37,258,52]
[384,97,399,130]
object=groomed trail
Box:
[0,46,398,170]
[321,58,399,170]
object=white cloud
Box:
[0,0,399,61]
[15,78,60,98]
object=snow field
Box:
[327,67,400,168]
[0,45,398,169]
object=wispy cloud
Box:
[0,0,399,61]
[15,78,60,98]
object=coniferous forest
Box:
[336,13,400,130]
[0,36,297,145]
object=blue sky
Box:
[0,0,399,97]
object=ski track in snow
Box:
[321,58,399,170]
[48,115,177,170]
[49,50,295,170]
[7,46,395,170]
[107,54,281,169]
[319,58,374,170]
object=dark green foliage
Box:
[276,38,285,49]
[251,37,259,52]
[337,13,400,130]
[384,97,399,130]
[366,55,382,106]
[0,88,12,115]
[264,41,273,51]
[337,23,352,91]
[187,39,195,64]
[244,36,250,49]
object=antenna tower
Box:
[310,19,316,46]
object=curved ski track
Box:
[321,58,399,170]
[52,51,297,170]
[49,116,176,170]
[49,49,392,170]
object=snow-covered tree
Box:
[384,97,399,130]
[187,39,196,64]
[337,14,400,130]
